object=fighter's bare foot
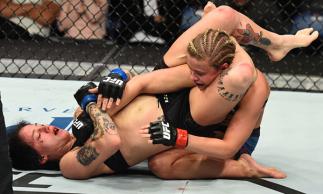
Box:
[203,1,217,17]
[268,28,319,61]
[239,154,287,179]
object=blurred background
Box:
[0,0,322,92]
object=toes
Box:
[203,1,217,14]
[311,31,319,39]
[296,27,314,35]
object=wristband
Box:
[111,68,128,81]
[175,128,188,149]
[81,94,97,110]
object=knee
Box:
[148,157,174,179]
[216,5,236,16]
[209,5,238,25]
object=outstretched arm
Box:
[100,64,194,116]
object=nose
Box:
[39,126,50,133]
[48,125,57,133]
[190,72,199,82]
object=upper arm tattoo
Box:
[76,105,118,166]
[217,68,243,102]
[232,23,271,46]
[77,145,99,166]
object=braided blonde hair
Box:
[187,29,236,69]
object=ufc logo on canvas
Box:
[161,121,171,140]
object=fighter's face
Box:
[19,124,73,160]
[187,55,219,90]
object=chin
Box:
[196,84,207,90]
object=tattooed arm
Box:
[60,104,120,179]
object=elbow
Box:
[230,63,255,91]
[62,170,90,180]
[60,159,91,180]
[221,149,237,160]
[214,146,238,160]
[111,136,121,150]
[210,5,237,21]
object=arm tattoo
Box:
[86,105,118,141]
[102,116,118,135]
[217,68,243,102]
[77,145,99,166]
[232,23,271,46]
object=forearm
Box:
[0,3,34,18]
[27,2,60,26]
[134,65,193,94]
[86,103,119,141]
[105,75,145,116]
[106,65,193,116]
[186,135,238,159]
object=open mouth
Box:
[195,83,205,88]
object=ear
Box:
[218,63,230,70]
[39,155,49,165]
[219,63,229,70]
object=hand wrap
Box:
[98,68,128,100]
[148,120,188,148]
[74,82,97,110]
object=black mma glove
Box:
[98,68,128,100]
[72,111,94,146]
[148,120,188,148]
[74,82,97,110]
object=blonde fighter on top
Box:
[91,2,318,178]
[8,2,317,180]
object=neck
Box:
[67,136,77,151]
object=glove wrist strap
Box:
[81,94,97,110]
[175,128,188,149]
[111,68,128,81]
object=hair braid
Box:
[187,29,236,68]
